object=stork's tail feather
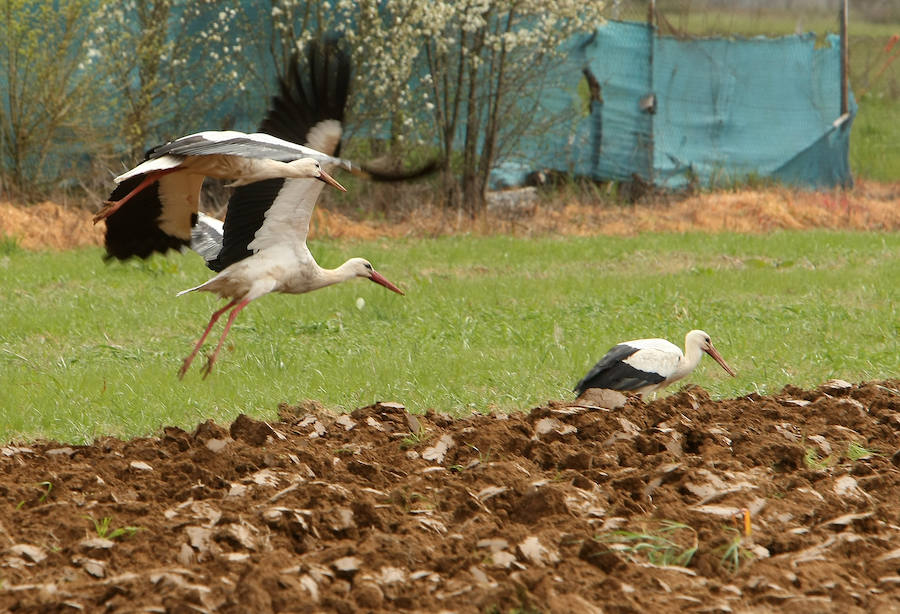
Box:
[190,212,225,264]
[349,158,442,183]
[177,281,211,296]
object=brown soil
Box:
[3,380,900,613]
[3,179,899,249]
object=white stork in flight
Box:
[100,39,416,377]
[93,130,348,225]
[574,330,736,398]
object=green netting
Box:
[491,21,855,190]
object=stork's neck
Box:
[675,337,704,379]
[226,158,301,186]
[314,260,359,289]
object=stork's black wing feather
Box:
[206,179,285,272]
[212,40,351,271]
[573,344,666,395]
[258,39,350,156]
[104,177,191,261]
[255,38,439,183]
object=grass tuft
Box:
[803,447,834,470]
[846,441,879,461]
[85,515,141,540]
[0,233,21,255]
[717,527,755,574]
[598,520,698,567]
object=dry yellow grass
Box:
[2,180,898,250]
[0,201,105,250]
[313,179,900,239]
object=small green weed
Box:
[85,516,141,540]
[465,443,494,465]
[717,527,754,573]
[598,520,698,567]
[0,233,21,255]
[400,426,433,449]
[803,447,834,470]
[846,441,879,461]
[36,481,52,503]
[16,481,54,509]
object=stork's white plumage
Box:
[574,330,736,397]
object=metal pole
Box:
[840,0,849,115]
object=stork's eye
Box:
[364,263,373,270]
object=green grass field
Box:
[1,231,898,443]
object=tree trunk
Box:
[476,8,516,205]
[460,26,486,216]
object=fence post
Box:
[647,0,656,187]
[840,0,849,115]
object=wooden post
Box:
[840,0,849,115]
[646,0,656,187]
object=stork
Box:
[102,39,407,377]
[574,330,736,398]
[92,131,349,225]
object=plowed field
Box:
[3,380,900,613]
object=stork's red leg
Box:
[93,168,179,224]
[201,297,252,379]
[178,298,239,379]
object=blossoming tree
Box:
[264,0,605,212]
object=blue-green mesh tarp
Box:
[490,21,855,190]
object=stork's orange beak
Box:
[317,168,347,192]
[369,270,404,295]
[706,344,736,377]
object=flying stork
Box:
[574,330,736,398]
[100,39,409,377]
[93,131,348,225]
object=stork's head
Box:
[687,330,736,377]
[346,258,404,295]
[288,158,347,191]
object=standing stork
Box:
[101,39,408,377]
[574,330,736,398]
